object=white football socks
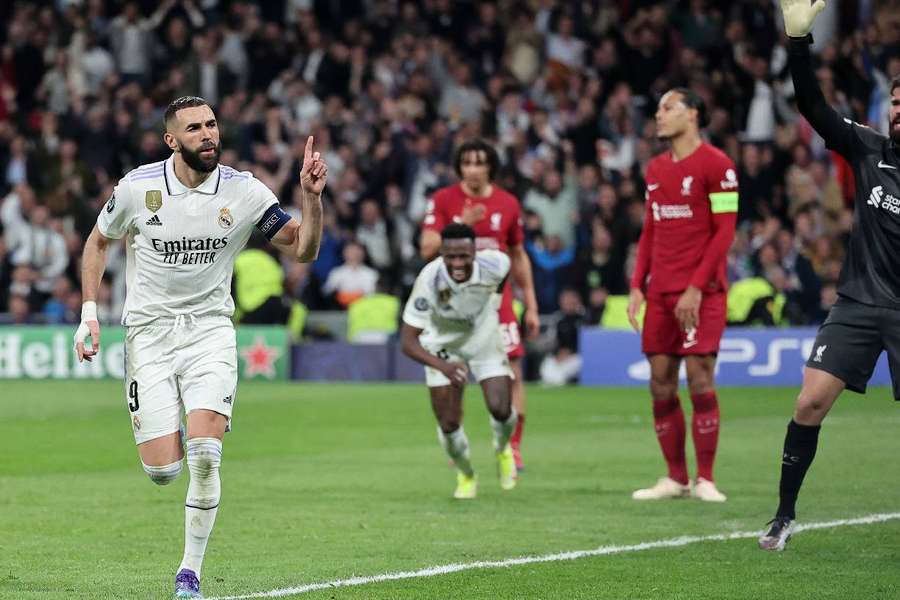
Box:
[437,426,474,477]
[490,409,518,452]
[180,437,222,577]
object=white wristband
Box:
[81,301,98,322]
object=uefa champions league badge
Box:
[218,207,234,229]
[105,192,116,213]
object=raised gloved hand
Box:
[779,0,825,38]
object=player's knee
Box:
[489,407,511,423]
[652,395,681,419]
[438,417,462,433]
[187,437,222,478]
[794,391,827,421]
[650,381,677,403]
[687,379,714,397]
[486,397,511,422]
[142,459,183,486]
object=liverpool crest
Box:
[145,190,163,212]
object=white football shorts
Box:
[124,316,237,445]
[423,334,513,388]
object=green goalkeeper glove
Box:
[780,0,826,38]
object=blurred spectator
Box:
[528,234,575,315]
[539,288,585,386]
[356,199,392,273]
[43,277,71,324]
[9,295,31,324]
[3,136,37,190]
[321,241,378,309]
[523,167,578,249]
[569,219,626,321]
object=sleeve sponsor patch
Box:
[255,203,291,239]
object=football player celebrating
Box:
[421,140,538,471]
[74,96,326,598]
[402,223,518,499]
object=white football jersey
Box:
[403,249,510,356]
[97,156,282,326]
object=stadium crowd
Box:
[1,0,898,344]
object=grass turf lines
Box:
[2,381,899,599]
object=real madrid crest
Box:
[438,288,451,305]
[145,190,163,212]
[218,207,234,229]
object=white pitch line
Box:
[209,512,900,600]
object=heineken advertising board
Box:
[0,325,288,380]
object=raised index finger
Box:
[304,136,314,162]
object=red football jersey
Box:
[631,142,739,296]
[423,183,524,252]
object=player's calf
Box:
[437,426,474,478]
[179,437,222,579]
[143,460,183,485]
[489,409,517,453]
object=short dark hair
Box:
[441,223,476,242]
[668,87,707,128]
[453,139,500,180]
[891,75,900,97]
[164,96,211,128]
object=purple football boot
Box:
[174,568,201,598]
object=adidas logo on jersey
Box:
[146,215,163,226]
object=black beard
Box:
[891,120,900,146]
[180,142,220,173]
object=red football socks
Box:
[652,396,688,485]
[690,391,720,482]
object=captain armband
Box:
[255,204,291,240]
[709,192,738,214]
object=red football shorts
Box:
[641,291,726,356]
[498,281,525,359]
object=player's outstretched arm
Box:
[74,225,110,362]
[780,0,853,156]
[296,135,326,261]
[400,323,468,387]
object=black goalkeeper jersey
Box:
[790,37,900,308]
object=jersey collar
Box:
[164,154,221,196]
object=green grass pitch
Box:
[2,381,899,599]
